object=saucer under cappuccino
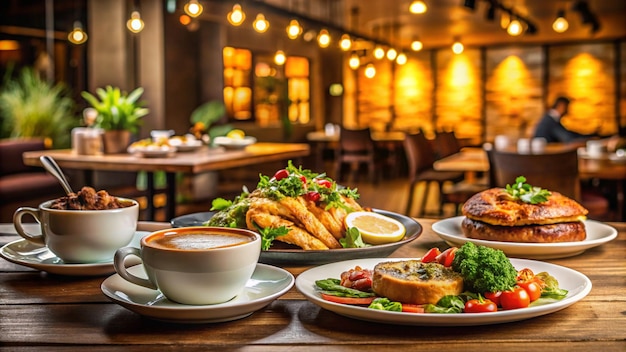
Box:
[147,230,253,250]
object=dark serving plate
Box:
[171,209,422,265]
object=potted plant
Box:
[189,100,232,146]
[81,85,149,153]
[0,66,78,148]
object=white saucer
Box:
[0,231,149,276]
[432,216,617,259]
[101,263,294,323]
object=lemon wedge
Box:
[227,129,245,139]
[344,211,406,245]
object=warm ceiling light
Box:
[411,38,423,51]
[339,34,352,51]
[227,4,245,26]
[396,52,407,65]
[274,50,286,65]
[452,39,464,54]
[127,11,144,33]
[373,45,385,59]
[253,14,269,33]
[0,40,20,51]
[184,0,203,18]
[552,10,569,33]
[500,11,510,29]
[409,1,427,14]
[68,21,87,44]
[286,19,302,39]
[348,53,360,70]
[179,14,191,26]
[386,48,398,61]
[317,29,331,48]
[507,18,523,36]
[364,63,376,78]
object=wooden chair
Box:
[403,132,465,217]
[333,127,378,183]
[434,131,461,159]
[485,145,610,219]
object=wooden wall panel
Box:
[392,51,434,134]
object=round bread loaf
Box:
[461,217,586,243]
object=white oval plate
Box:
[128,145,177,158]
[101,263,294,323]
[296,257,591,326]
[213,136,256,150]
[0,231,149,276]
[432,216,617,259]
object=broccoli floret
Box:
[451,242,517,293]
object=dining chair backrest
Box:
[403,132,436,178]
[486,145,581,200]
[435,131,461,159]
[338,127,375,154]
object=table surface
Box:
[1,219,625,351]
[307,130,406,143]
[22,142,311,174]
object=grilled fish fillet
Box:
[277,197,341,249]
[298,197,345,239]
[246,208,328,250]
[462,188,588,226]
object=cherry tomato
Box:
[484,291,502,307]
[421,248,441,263]
[500,286,530,310]
[401,304,425,313]
[299,175,307,183]
[518,280,542,302]
[273,169,289,180]
[436,247,457,267]
[464,298,498,313]
[320,293,376,305]
[305,191,320,202]
[315,178,332,188]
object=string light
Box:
[396,52,407,65]
[127,11,144,33]
[552,10,569,33]
[409,0,427,14]
[183,0,203,18]
[507,18,523,36]
[286,19,302,39]
[348,53,360,70]
[68,21,87,44]
[317,29,331,48]
[411,38,423,51]
[364,63,376,78]
[373,45,385,59]
[386,48,398,61]
[274,50,286,65]
[339,34,352,51]
[452,38,464,54]
[253,14,269,33]
[227,4,245,26]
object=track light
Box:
[227,4,245,26]
[184,0,203,18]
[572,0,601,33]
[252,14,269,33]
[348,53,360,70]
[485,3,496,21]
[409,1,427,14]
[552,10,569,33]
[464,0,476,10]
[507,18,523,36]
[127,11,144,33]
[68,21,87,44]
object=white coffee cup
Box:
[13,198,139,263]
[586,140,605,158]
[494,135,510,150]
[531,137,547,154]
[517,138,531,154]
[114,227,261,305]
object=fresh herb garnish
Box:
[253,223,289,250]
[368,297,402,311]
[339,227,370,248]
[505,176,551,204]
[210,198,232,211]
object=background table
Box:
[22,143,310,221]
[1,219,624,351]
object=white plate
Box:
[296,257,591,326]
[128,145,177,158]
[432,216,617,259]
[168,137,203,152]
[101,263,294,323]
[213,136,257,150]
[0,231,149,276]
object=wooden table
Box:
[22,143,310,221]
[1,219,624,350]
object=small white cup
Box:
[586,140,605,158]
[517,138,531,154]
[531,137,547,154]
[13,199,139,263]
[494,135,510,150]
[114,227,261,305]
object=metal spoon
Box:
[40,155,74,195]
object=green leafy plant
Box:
[0,67,77,148]
[505,176,551,204]
[189,100,232,144]
[81,86,149,133]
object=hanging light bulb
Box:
[227,4,245,26]
[286,19,302,39]
[409,0,427,14]
[348,53,360,70]
[274,50,286,65]
[452,38,464,54]
[386,48,398,61]
[411,38,423,51]
[253,13,269,33]
[317,29,331,48]
[184,0,203,18]
[373,45,385,59]
[507,18,523,36]
[339,34,352,51]
[68,21,88,44]
[552,10,569,33]
[364,63,376,78]
[396,52,407,65]
[127,11,145,33]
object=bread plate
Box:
[295,257,591,326]
[432,216,617,259]
[171,209,422,265]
